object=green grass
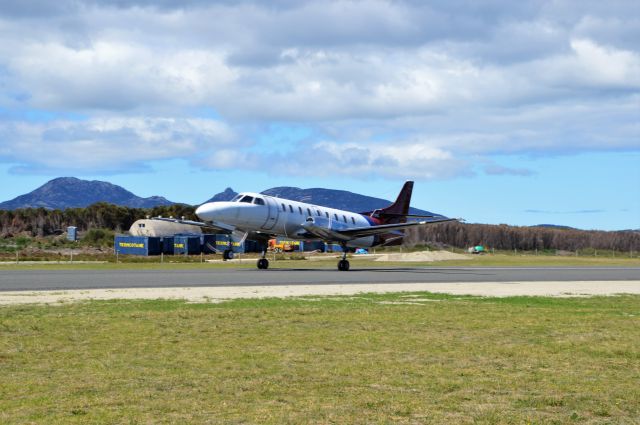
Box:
[1,294,639,423]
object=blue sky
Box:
[0,1,638,230]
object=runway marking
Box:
[1,281,639,305]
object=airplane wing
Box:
[301,217,459,242]
[150,217,235,234]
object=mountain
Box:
[0,177,174,210]
[531,224,576,230]
[206,186,437,216]
[1,178,438,215]
[206,187,238,203]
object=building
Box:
[128,219,202,237]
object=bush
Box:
[82,228,115,247]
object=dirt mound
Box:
[374,250,471,262]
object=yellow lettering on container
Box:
[119,242,144,248]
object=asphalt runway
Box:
[0,267,639,292]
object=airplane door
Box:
[262,197,279,230]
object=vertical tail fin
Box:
[378,181,413,223]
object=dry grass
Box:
[1,252,639,271]
[1,294,639,423]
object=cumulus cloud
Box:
[0,0,638,178]
[0,117,236,173]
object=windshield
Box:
[239,195,254,203]
[231,194,243,202]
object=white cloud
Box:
[220,140,473,180]
[0,117,236,173]
[0,1,638,179]
[3,41,235,110]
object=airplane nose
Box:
[195,202,237,221]
[195,204,205,217]
[195,203,217,220]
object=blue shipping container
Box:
[214,234,244,253]
[114,236,161,256]
[302,240,325,252]
[159,236,174,255]
[201,234,218,254]
[244,240,261,253]
[174,235,201,255]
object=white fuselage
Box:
[195,192,376,248]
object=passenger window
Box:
[307,208,312,216]
[334,213,339,220]
[240,196,254,203]
[316,210,321,216]
[343,215,347,223]
[325,212,329,218]
[351,217,356,224]
[253,198,265,205]
[298,206,303,214]
[289,205,294,213]
[282,203,286,212]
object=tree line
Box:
[1,203,638,252]
[0,203,197,238]
[403,221,640,252]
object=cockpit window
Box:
[240,195,254,203]
[253,197,265,205]
[231,194,243,202]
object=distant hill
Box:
[0,177,174,210]
[531,224,576,230]
[205,186,438,216]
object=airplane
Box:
[153,181,458,271]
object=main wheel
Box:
[337,259,350,271]
[223,249,234,260]
[257,258,269,269]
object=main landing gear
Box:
[257,247,269,269]
[337,244,350,271]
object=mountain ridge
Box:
[1,178,438,216]
[0,177,174,210]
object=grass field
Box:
[1,252,640,271]
[1,294,639,423]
